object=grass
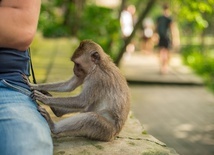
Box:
[31,34,214,95]
[29,33,82,98]
[30,33,79,83]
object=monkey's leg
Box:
[50,106,69,117]
[33,90,86,116]
[50,106,84,117]
[52,112,116,141]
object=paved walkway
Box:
[120,52,214,155]
[120,52,203,85]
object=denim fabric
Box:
[0,48,31,90]
[0,80,53,155]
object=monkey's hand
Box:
[22,74,39,90]
[32,90,51,105]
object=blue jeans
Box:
[0,80,53,155]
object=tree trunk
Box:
[118,0,127,19]
[62,0,86,36]
[115,0,157,65]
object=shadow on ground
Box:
[120,52,214,155]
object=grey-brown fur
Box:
[26,40,130,141]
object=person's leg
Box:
[159,47,170,74]
[158,36,171,74]
[0,81,53,155]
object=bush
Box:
[182,45,214,91]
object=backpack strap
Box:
[28,48,37,84]
[28,48,52,97]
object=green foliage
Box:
[38,3,69,37]
[182,45,214,91]
[30,33,78,83]
[38,2,122,60]
[172,0,214,34]
[37,0,214,63]
[77,5,122,59]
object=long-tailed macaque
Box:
[25,40,130,141]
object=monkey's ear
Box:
[91,51,100,64]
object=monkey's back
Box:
[79,40,130,135]
[91,61,130,134]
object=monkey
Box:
[24,40,130,141]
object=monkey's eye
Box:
[75,63,81,68]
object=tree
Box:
[38,0,214,64]
[115,0,157,65]
[39,0,86,37]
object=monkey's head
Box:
[71,40,110,78]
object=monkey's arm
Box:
[24,75,83,92]
[33,90,88,108]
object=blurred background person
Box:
[156,3,180,74]
[120,4,136,60]
[141,18,155,54]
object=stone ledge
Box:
[52,112,179,155]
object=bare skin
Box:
[24,40,130,141]
[0,0,41,51]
